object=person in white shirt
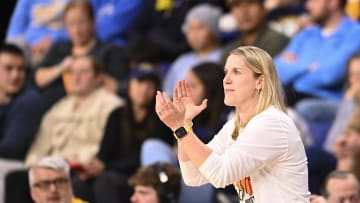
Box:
[155,46,310,202]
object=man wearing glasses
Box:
[29,156,87,203]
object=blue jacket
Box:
[6,0,70,46]
[91,0,143,46]
[274,16,360,100]
[0,86,45,160]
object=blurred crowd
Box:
[1,0,360,202]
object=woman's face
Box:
[130,185,159,203]
[186,70,205,105]
[223,54,262,108]
[185,20,216,52]
[342,129,360,156]
[348,58,360,90]
[128,78,157,108]
[64,7,94,46]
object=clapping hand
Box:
[156,80,207,131]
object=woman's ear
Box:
[256,74,264,90]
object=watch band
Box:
[173,124,192,140]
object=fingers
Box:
[180,80,188,97]
[155,91,165,115]
[173,87,179,101]
[163,92,172,105]
[176,81,184,98]
[199,99,208,111]
[156,91,175,116]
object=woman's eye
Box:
[234,69,241,74]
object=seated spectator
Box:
[34,0,129,109]
[26,55,123,166]
[0,44,45,203]
[333,106,360,180]
[6,0,70,65]
[129,162,181,203]
[296,51,360,150]
[29,156,88,203]
[274,0,360,106]
[220,0,289,64]
[71,65,173,203]
[163,4,222,96]
[309,170,360,203]
[0,44,44,160]
[4,55,123,203]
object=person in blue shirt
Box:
[91,0,143,46]
[6,0,71,65]
[274,0,360,106]
[0,44,44,160]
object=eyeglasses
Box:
[33,177,69,191]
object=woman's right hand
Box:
[155,80,207,131]
[174,80,207,124]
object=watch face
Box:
[175,127,188,138]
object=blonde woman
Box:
[155,46,310,202]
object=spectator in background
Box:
[29,156,88,203]
[91,0,142,46]
[0,44,44,161]
[0,44,45,203]
[274,0,360,106]
[333,106,360,180]
[323,52,360,151]
[129,162,181,203]
[126,0,225,63]
[265,0,307,37]
[163,4,222,96]
[296,51,360,151]
[220,0,289,64]
[4,55,122,203]
[309,170,360,203]
[72,65,173,203]
[6,0,71,65]
[34,0,129,109]
[26,55,123,167]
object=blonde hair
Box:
[229,46,286,139]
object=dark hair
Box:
[191,62,225,134]
[0,43,24,57]
[129,162,181,203]
[227,0,265,8]
[129,63,162,90]
[120,64,160,149]
[64,0,94,20]
[72,55,103,75]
